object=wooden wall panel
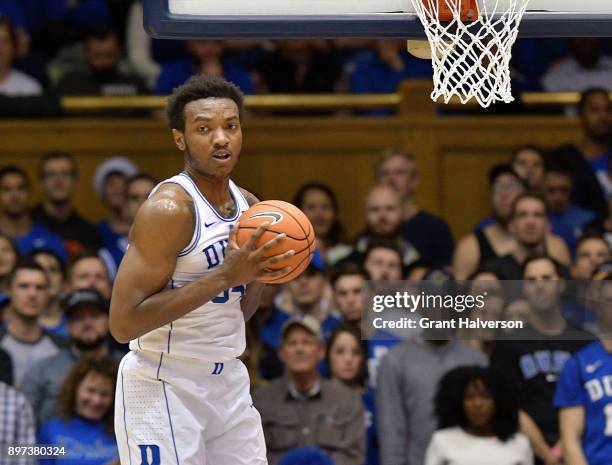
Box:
[0,116,582,241]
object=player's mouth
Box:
[212,150,231,161]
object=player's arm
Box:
[452,234,480,280]
[238,187,266,321]
[559,406,588,465]
[110,185,290,343]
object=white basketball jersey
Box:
[130,172,250,361]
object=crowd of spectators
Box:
[0,0,611,117]
[0,86,610,465]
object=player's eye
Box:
[198,126,209,133]
[228,123,239,130]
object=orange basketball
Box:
[236,200,316,284]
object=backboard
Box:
[144,0,612,39]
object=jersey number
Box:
[605,403,612,436]
[212,285,245,303]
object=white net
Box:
[409,0,530,107]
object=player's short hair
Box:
[6,258,47,287]
[434,366,520,441]
[0,165,30,188]
[330,261,369,288]
[0,16,18,50]
[38,151,78,179]
[578,87,610,114]
[166,75,245,131]
[58,354,118,435]
[511,191,549,217]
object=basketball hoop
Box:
[408,0,530,107]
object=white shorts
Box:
[115,350,267,465]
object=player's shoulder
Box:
[138,182,194,223]
[237,186,260,206]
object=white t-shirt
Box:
[0,69,43,96]
[424,427,533,465]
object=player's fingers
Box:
[262,249,294,266]
[244,222,270,250]
[260,266,293,279]
[254,233,287,257]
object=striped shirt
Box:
[0,381,36,465]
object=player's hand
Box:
[220,222,294,287]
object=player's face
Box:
[10,269,49,319]
[69,258,111,299]
[512,198,548,247]
[280,327,323,375]
[124,178,155,223]
[0,173,29,217]
[0,237,17,277]
[377,155,417,199]
[576,239,610,274]
[543,172,572,214]
[364,248,402,281]
[33,253,65,299]
[523,259,561,311]
[491,174,523,222]
[301,188,335,239]
[364,187,403,236]
[463,380,495,429]
[581,92,611,139]
[334,275,365,323]
[40,158,78,204]
[175,98,242,180]
[287,269,325,306]
[102,173,127,211]
[329,332,363,384]
[68,306,109,350]
[75,372,114,422]
[513,149,544,189]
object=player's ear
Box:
[172,129,186,151]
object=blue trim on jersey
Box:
[168,322,173,354]
[120,358,133,465]
[178,172,240,222]
[162,381,181,465]
[232,183,249,209]
[156,353,164,380]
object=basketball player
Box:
[109,75,293,465]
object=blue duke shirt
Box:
[554,341,612,465]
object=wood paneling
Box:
[0,115,582,241]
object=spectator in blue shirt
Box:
[543,160,598,242]
[350,39,433,95]
[155,40,254,95]
[555,275,612,465]
[0,166,67,263]
[38,353,119,465]
[327,324,379,465]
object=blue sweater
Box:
[38,417,118,465]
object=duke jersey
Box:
[554,341,612,465]
[129,172,250,361]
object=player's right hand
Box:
[219,222,294,287]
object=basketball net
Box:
[408,0,530,107]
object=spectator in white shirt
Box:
[425,366,533,465]
[542,38,612,92]
[0,17,42,97]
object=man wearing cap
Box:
[253,315,365,465]
[20,288,122,426]
[275,250,341,341]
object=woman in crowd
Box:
[294,182,351,265]
[326,324,378,465]
[0,232,19,311]
[425,366,533,465]
[38,354,119,465]
[30,249,67,338]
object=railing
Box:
[59,80,605,115]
